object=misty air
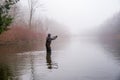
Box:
[0,0,120,80]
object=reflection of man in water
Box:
[46,33,57,53]
[46,53,58,69]
[46,52,52,69]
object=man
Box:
[46,33,57,53]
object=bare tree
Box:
[28,0,42,30]
[9,0,45,31]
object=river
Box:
[0,37,120,80]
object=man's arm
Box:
[51,36,57,40]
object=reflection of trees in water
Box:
[5,53,37,80]
[100,12,120,61]
[100,38,120,61]
[109,39,120,60]
[0,38,69,79]
[0,40,45,54]
[0,64,13,80]
[0,53,33,80]
[0,51,60,80]
[98,38,120,80]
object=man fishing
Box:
[46,33,58,53]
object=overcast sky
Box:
[42,0,120,34]
[20,0,120,35]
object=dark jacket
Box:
[46,35,57,51]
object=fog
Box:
[44,0,120,35]
[1,1,120,80]
[19,0,120,35]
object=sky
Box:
[42,0,120,34]
[19,0,120,35]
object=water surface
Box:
[0,37,120,80]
